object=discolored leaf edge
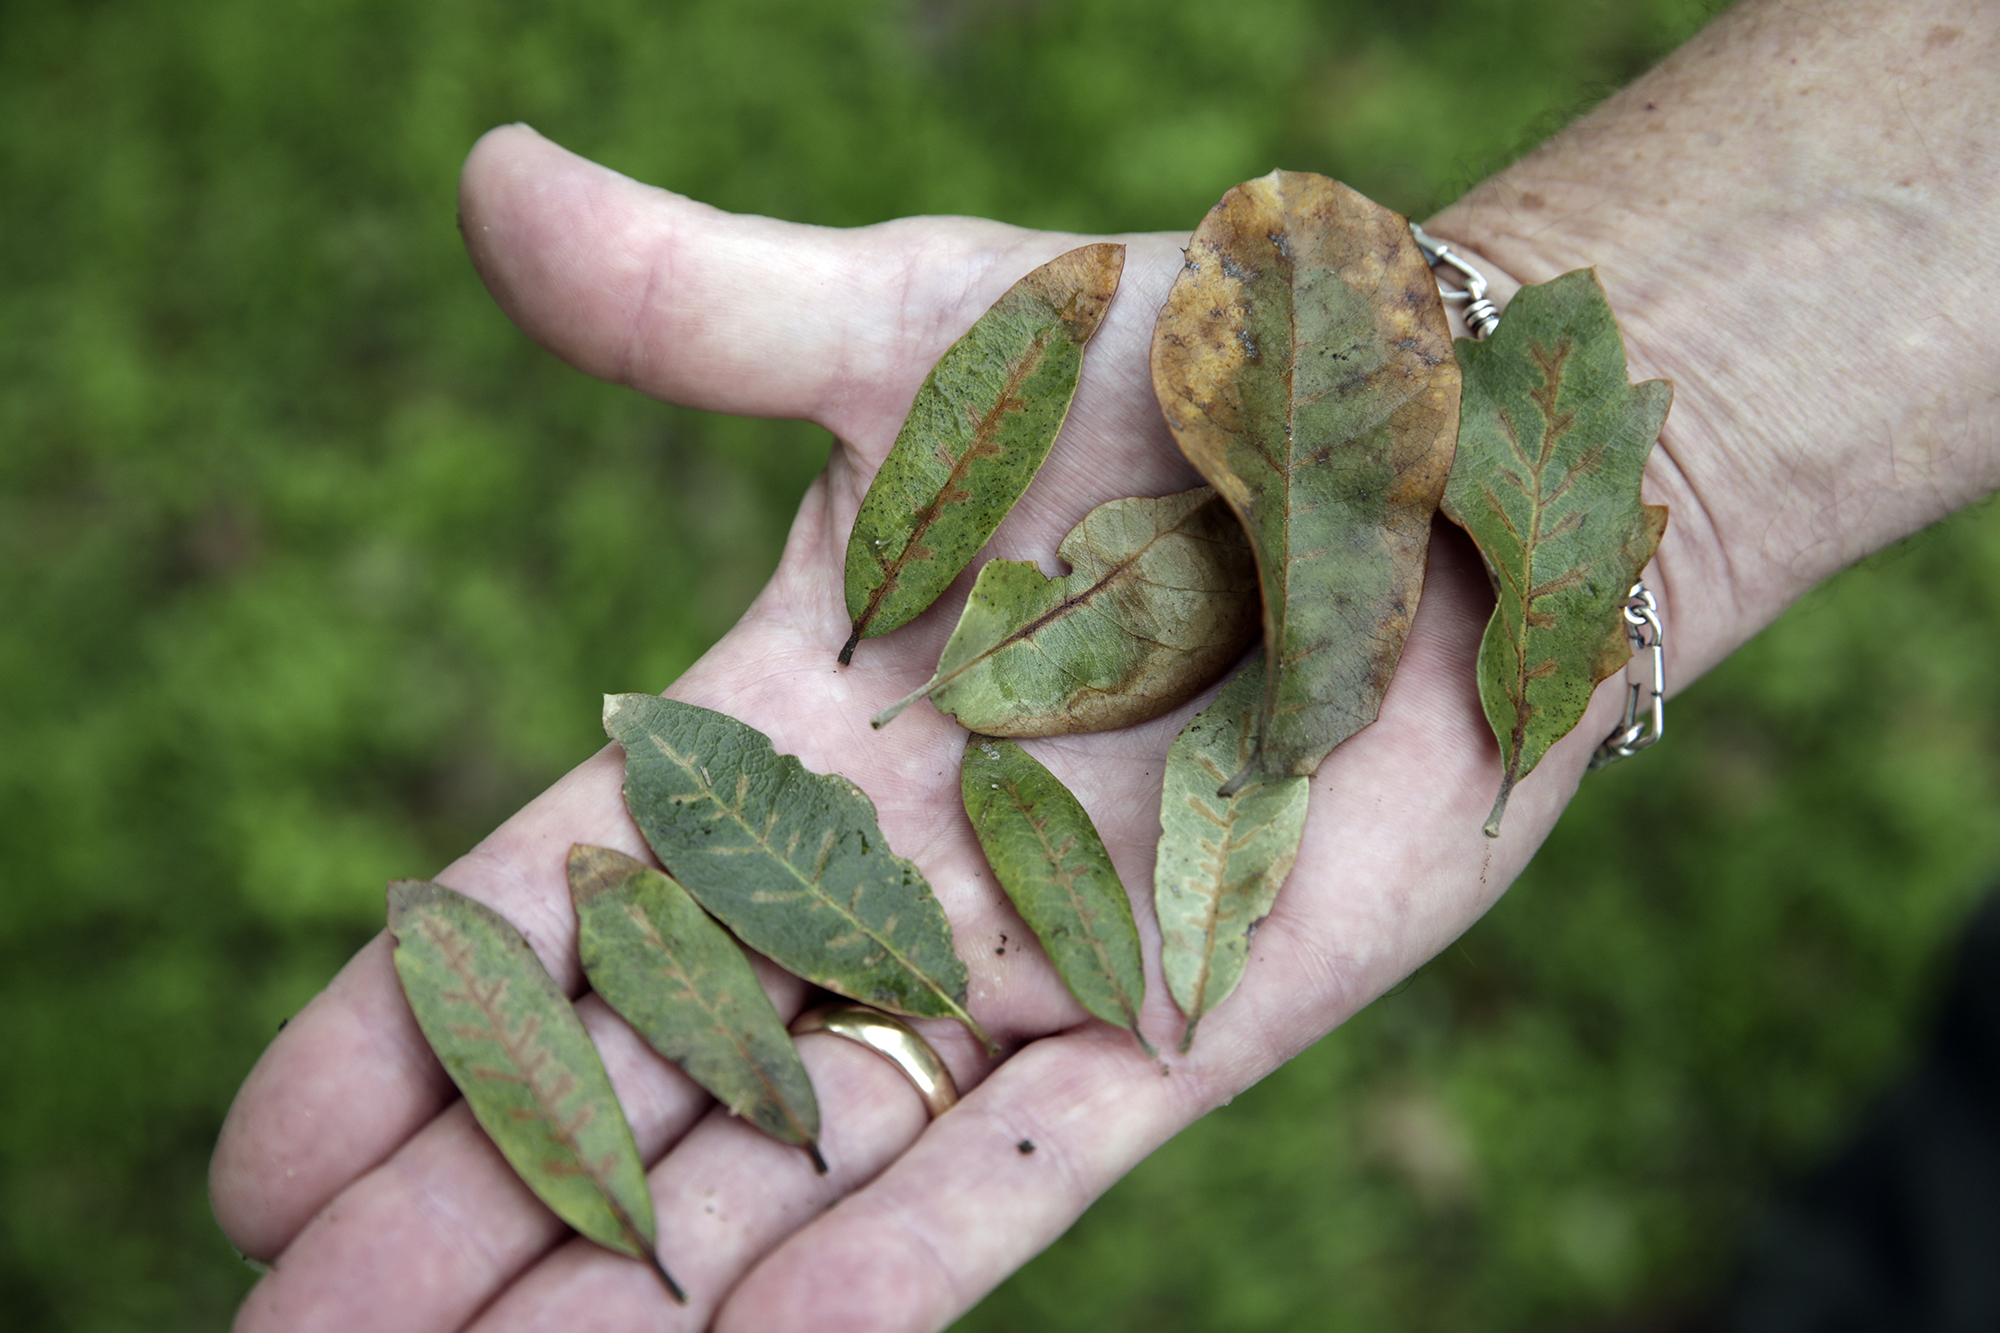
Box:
[1152,171,1458,790]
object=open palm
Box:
[210,125,1650,1333]
[212,5,2000,1326]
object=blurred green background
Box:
[5,0,1998,1328]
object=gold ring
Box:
[789,1001,959,1119]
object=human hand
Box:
[209,124,1586,1332]
[212,2,2000,1316]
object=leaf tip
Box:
[838,627,861,667]
[1177,1016,1200,1055]
[566,843,640,906]
[645,1248,687,1304]
[1482,782,1512,838]
[806,1141,829,1175]
[384,877,439,930]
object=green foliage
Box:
[13,0,1989,1330]
[606,695,983,1042]
[569,845,822,1165]
[961,737,1150,1051]
[844,243,1122,659]
[1154,657,1310,1051]
[387,879,676,1294]
[877,488,1257,736]
[1444,269,1671,835]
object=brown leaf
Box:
[1151,171,1459,789]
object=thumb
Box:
[456,124,1056,436]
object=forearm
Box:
[1428,0,2000,682]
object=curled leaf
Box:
[387,879,682,1301]
[1151,171,1459,791]
[960,736,1152,1055]
[567,844,824,1172]
[1153,658,1310,1051]
[872,487,1258,736]
[1441,268,1670,836]
[842,243,1126,663]
[603,694,994,1054]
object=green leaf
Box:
[960,736,1152,1055]
[603,694,994,1053]
[386,879,683,1301]
[1151,171,1460,791]
[1153,657,1310,1051]
[872,488,1258,736]
[567,844,825,1173]
[841,243,1126,664]
[1440,269,1671,836]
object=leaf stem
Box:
[640,1242,687,1304]
[869,675,938,730]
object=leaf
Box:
[1440,268,1671,836]
[567,844,825,1173]
[960,736,1153,1055]
[1150,171,1459,792]
[603,693,994,1053]
[386,879,683,1301]
[872,487,1258,736]
[1152,657,1310,1051]
[841,243,1126,664]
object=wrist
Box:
[1422,0,2000,693]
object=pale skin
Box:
[210,0,2000,1328]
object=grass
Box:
[4,0,1994,1328]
